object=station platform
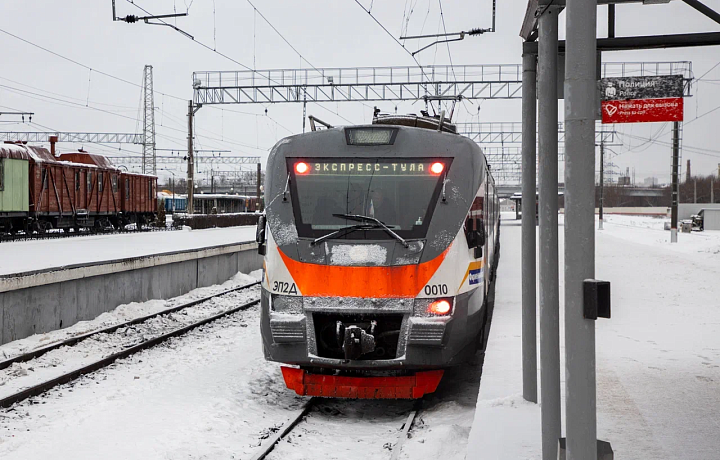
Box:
[0,226,256,276]
[468,214,720,459]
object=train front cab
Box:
[258,126,499,399]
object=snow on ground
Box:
[0,273,262,399]
[600,214,720,261]
[468,212,720,459]
[0,226,257,276]
[0,270,261,362]
[0,268,487,460]
[0,299,307,459]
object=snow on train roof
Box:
[0,144,133,172]
[0,143,56,162]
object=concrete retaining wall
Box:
[0,242,263,345]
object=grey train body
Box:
[259,123,500,374]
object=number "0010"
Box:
[424,284,448,296]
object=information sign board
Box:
[600,75,684,123]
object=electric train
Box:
[256,114,500,399]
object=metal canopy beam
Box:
[523,32,720,54]
[522,0,676,41]
[681,0,720,25]
[0,132,144,143]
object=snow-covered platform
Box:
[0,226,257,276]
[468,214,720,459]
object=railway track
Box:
[0,280,260,408]
[250,397,423,460]
[0,225,178,244]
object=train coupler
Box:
[280,367,444,399]
[338,320,376,360]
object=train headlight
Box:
[295,162,309,174]
[428,299,452,316]
[430,162,444,174]
[414,298,454,316]
[271,294,303,314]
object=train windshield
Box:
[288,158,449,239]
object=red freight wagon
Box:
[120,172,157,225]
[56,151,122,230]
[0,141,157,234]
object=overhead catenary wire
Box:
[0,26,185,102]
[352,0,433,85]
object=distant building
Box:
[643,177,659,187]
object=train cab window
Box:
[98,173,104,193]
[125,178,130,199]
[0,159,4,191]
[75,170,80,191]
[41,168,48,191]
[111,175,118,193]
[288,158,450,239]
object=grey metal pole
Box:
[187,100,195,215]
[257,162,263,211]
[694,178,697,203]
[671,121,679,243]
[521,51,538,404]
[712,178,715,203]
[599,141,604,230]
[564,0,598,459]
[538,7,561,460]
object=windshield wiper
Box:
[332,213,410,248]
[310,224,379,246]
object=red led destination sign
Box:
[600,75,684,124]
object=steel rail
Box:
[0,290,260,408]
[389,402,422,460]
[0,281,260,371]
[249,398,317,460]
[248,398,423,460]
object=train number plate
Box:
[273,281,298,295]
[424,284,448,296]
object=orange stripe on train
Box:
[277,246,451,298]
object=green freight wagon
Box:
[0,156,30,232]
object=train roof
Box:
[0,143,160,177]
[58,152,120,170]
[0,143,56,162]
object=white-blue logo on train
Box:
[469,267,483,285]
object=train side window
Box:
[41,168,47,191]
[87,171,92,192]
[0,158,4,191]
[112,175,118,193]
[148,179,153,200]
[98,173,104,193]
[125,178,130,199]
[75,170,80,191]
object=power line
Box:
[352,0,431,84]
[0,26,185,102]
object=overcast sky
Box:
[0,0,718,185]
